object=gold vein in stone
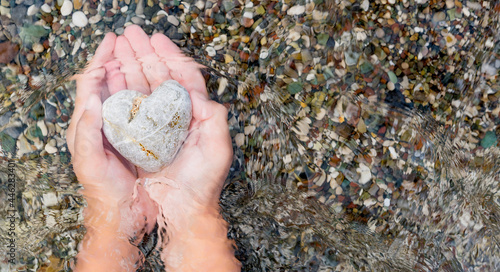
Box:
[129,95,147,122]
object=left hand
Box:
[66,32,158,269]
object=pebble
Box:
[60,0,72,16]
[433,11,446,23]
[206,46,216,57]
[131,16,144,25]
[235,133,244,147]
[33,43,44,53]
[45,142,57,154]
[375,28,385,38]
[37,120,47,136]
[41,3,51,13]
[167,15,180,26]
[26,5,38,16]
[42,192,58,206]
[446,0,455,8]
[73,0,83,10]
[361,0,369,11]
[72,11,88,27]
[287,5,305,16]
[136,0,144,15]
[357,163,372,185]
[88,14,102,24]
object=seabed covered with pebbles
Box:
[0,0,499,271]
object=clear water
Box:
[1,0,499,271]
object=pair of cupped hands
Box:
[66,25,232,263]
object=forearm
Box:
[74,200,142,271]
[162,210,241,272]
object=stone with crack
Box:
[102,80,192,172]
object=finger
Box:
[199,101,232,166]
[150,33,207,98]
[68,67,108,154]
[123,25,155,58]
[73,94,107,177]
[114,36,150,94]
[141,55,174,91]
[190,91,232,155]
[85,32,117,72]
[104,60,127,96]
[123,27,172,90]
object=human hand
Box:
[66,32,158,271]
[109,25,233,215]
[111,25,238,271]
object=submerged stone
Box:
[481,131,497,149]
[102,80,192,172]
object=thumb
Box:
[73,94,107,177]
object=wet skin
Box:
[67,25,240,271]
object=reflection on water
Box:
[1,0,499,271]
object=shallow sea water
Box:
[0,0,499,271]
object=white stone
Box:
[102,80,192,172]
[287,5,305,15]
[60,0,73,16]
[388,146,398,159]
[384,198,391,207]
[167,15,179,26]
[235,133,244,147]
[72,11,88,27]
[27,5,39,16]
[360,0,370,11]
[356,163,372,185]
[45,143,58,154]
[259,49,268,59]
[206,46,216,57]
[243,11,253,18]
[88,14,102,24]
[32,43,44,53]
[42,192,58,206]
[0,6,10,16]
[41,3,51,13]
[446,0,454,8]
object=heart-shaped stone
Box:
[102,80,192,172]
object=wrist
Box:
[75,225,141,272]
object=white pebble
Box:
[361,0,369,10]
[356,163,372,185]
[60,0,73,16]
[283,154,292,164]
[45,143,58,154]
[388,146,398,159]
[27,5,39,16]
[121,6,128,13]
[287,5,305,16]
[42,192,58,206]
[167,15,179,26]
[384,198,391,207]
[206,46,216,57]
[235,133,244,147]
[88,14,102,24]
[41,3,51,13]
[32,43,44,53]
[243,11,253,19]
[259,49,269,59]
[72,11,88,28]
